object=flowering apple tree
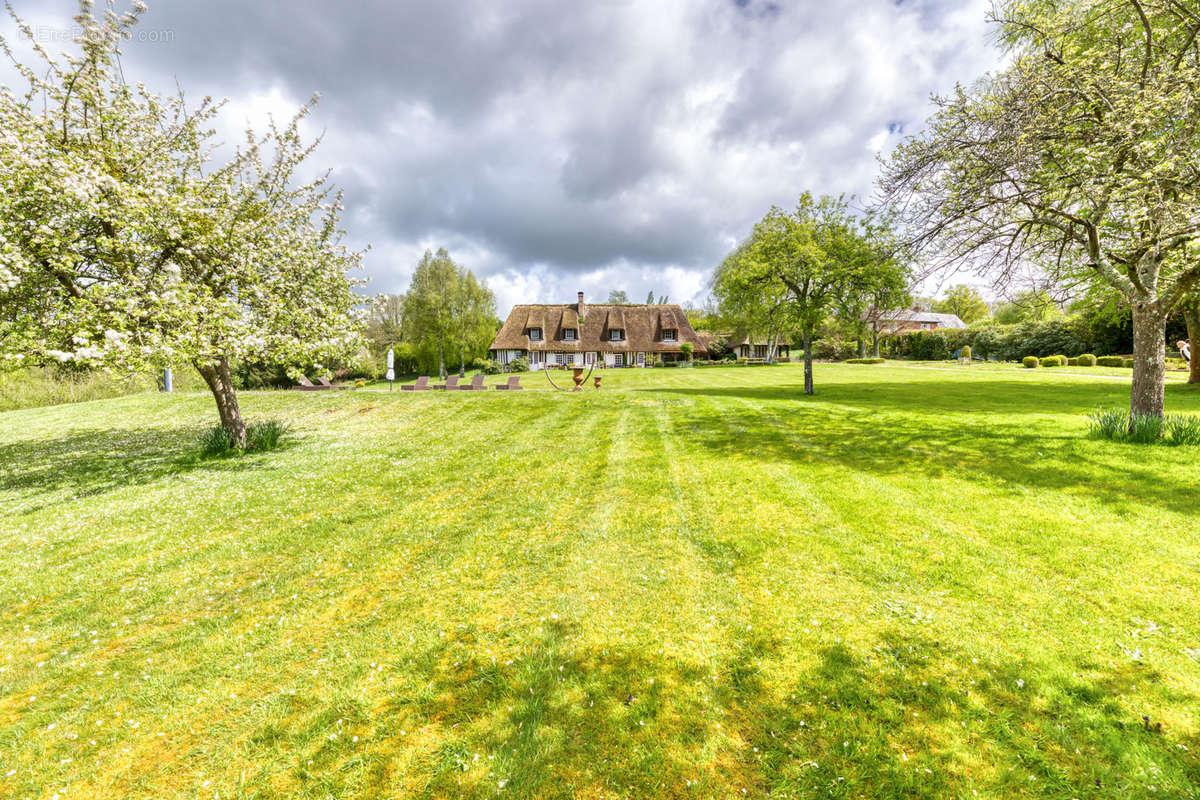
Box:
[0,2,364,446]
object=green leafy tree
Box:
[0,3,363,447]
[993,290,1060,325]
[607,290,630,304]
[934,285,989,325]
[1182,293,1199,384]
[402,250,495,378]
[365,293,405,358]
[881,0,1200,417]
[833,219,913,357]
[715,194,881,394]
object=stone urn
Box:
[571,366,586,391]
[593,375,602,389]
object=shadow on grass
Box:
[647,380,1200,517]
[0,425,296,513]
[259,622,1200,799]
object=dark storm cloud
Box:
[3,0,1003,310]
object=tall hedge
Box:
[879,318,1117,361]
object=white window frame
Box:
[610,329,624,341]
[529,328,542,340]
[563,328,576,341]
[662,329,676,342]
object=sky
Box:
[3,0,1005,316]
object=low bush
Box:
[508,357,529,373]
[199,419,290,458]
[845,358,885,364]
[1022,356,1039,368]
[1067,357,1079,366]
[1039,356,1060,367]
[1087,409,1200,445]
[1077,354,1097,367]
[1123,358,1135,368]
[960,345,972,360]
[1096,356,1125,367]
[1165,415,1200,446]
[813,338,857,361]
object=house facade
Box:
[728,333,791,361]
[489,292,707,368]
[875,310,967,333]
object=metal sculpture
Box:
[543,361,596,391]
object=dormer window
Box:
[662,329,677,342]
[563,328,577,341]
[609,329,625,341]
[528,327,542,340]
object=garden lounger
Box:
[494,376,523,390]
[462,375,486,390]
[401,376,431,391]
[433,375,460,390]
[316,377,349,390]
[292,375,330,391]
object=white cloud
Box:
[3,0,1005,313]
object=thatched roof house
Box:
[489,292,707,367]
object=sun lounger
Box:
[494,376,523,390]
[401,376,431,391]
[432,375,460,390]
[292,375,331,391]
[316,377,349,390]
[460,375,486,390]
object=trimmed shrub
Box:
[959,345,972,360]
[1122,358,1135,368]
[1022,356,1039,368]
[508,357,529,373]
[1067,357,1079,366]
[846,358,885,364]
[1096,356,1125,367]
[1077,354,1097,367]
[1039,356,1059,367]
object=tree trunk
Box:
[1186,308,1200,385]
[438,342,446,380]
[195,357,247,448]
[802,327,814,395]
[1130,303,1166,418]
[856,322,866,358]
[872,323,880,358]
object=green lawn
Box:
[2,363,1199,799]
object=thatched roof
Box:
[489,297,707,354]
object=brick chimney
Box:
[577,291,586,318]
